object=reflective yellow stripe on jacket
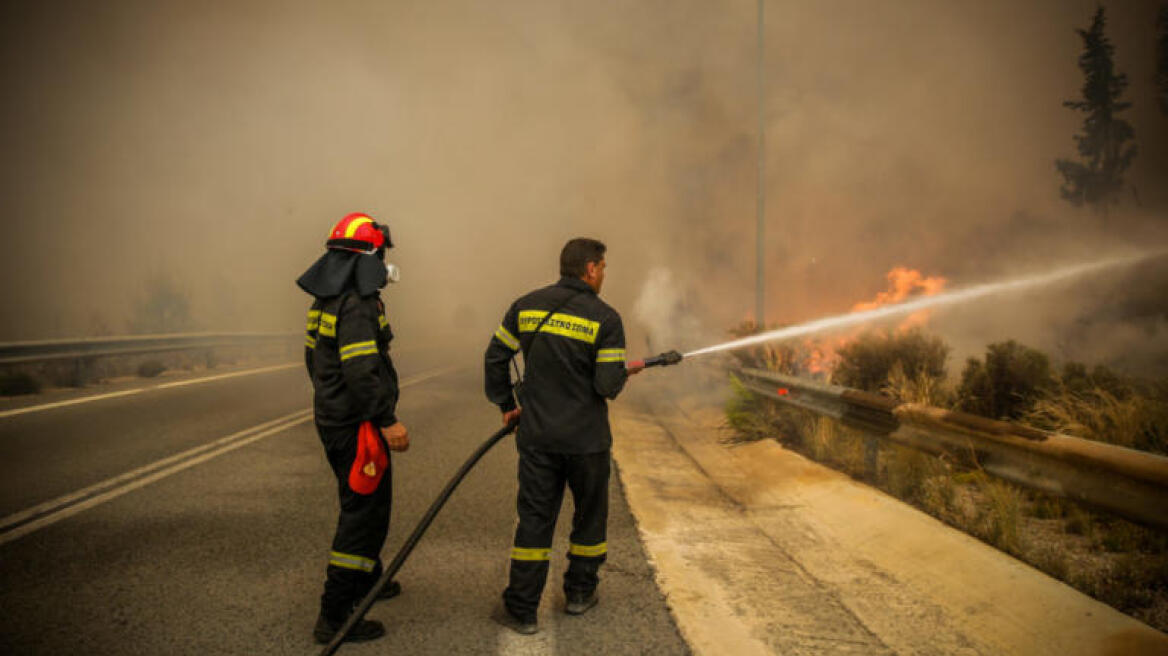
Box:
[494,325,520,351]
[318,312,337,337]
[339,340,378,361]
[517,310,599,345]
[596,348,625,364]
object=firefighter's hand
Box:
[626,363,645,376]
[384,422,409,452]
[502,408,521,427]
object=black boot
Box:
[312,612,385,645]
[564,591,598,615]
[491,603,538,635]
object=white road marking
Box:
[398,364,463,388]
[0,411,312,546]
[0,362,301,420]
[0,410,307,536]
[0,366,454,545]
[153,362,300,389]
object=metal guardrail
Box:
[0,332,300,365]
[736,367,1168,531]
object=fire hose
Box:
[318,351,683,654]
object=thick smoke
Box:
[631,267,716,356]
[1,1,1165,374]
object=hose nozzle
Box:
[628,350,683,370]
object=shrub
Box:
[883,361,951,406]
[726,321,801,373]
[921,473,959,519]
[1093,554,1164,611]
[0,372,41,396]
[1030,494,1067,520]
[956,340,1054,420]
[1029,542,1070,579]
[1065,506,1096,540]
[833,329,949,393]
[882,444,938,503]
[46,359,95,387]
[137,360,166,378]
[1060,362,1130,399]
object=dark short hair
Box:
[560,238,607,278]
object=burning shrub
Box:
[956,340,1054,421]
[832,328,949,394]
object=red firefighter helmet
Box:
[326,212,393,253]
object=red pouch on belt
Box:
[349,421,389,495]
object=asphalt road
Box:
[0,351,687,655]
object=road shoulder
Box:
[610,380,1168,656]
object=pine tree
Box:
[1055,6,1137,212]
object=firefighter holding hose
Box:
[297,212,408,645]
[483,237,642,635]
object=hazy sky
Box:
[2,1,1165,370]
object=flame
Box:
[799,267,946,375]
[852,267,946,322]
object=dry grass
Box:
[809,419,868,476]
[881,445,942,504]
[1027,384,1166,454]
[974,477,1026,555]
[883,361,951,406]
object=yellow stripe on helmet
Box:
[344,216,373,238]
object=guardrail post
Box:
[864,436,879,481]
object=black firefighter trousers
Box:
[504,446,610,622]
[317,422,392,622]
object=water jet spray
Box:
[629,250,1166,367]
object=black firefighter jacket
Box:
[304,290,400,428]
[484,277,629,454]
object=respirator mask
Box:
[374,223,400,284]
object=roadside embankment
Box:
[611,374,1168,656]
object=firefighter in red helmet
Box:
[297,212,407,644]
